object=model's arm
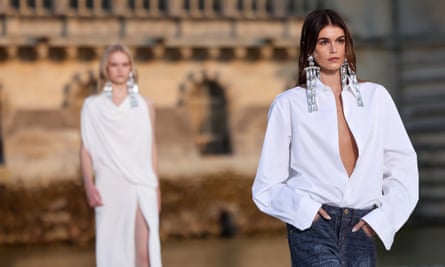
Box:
[362,89,419,250]
[145,97,161,213]
[80,142,103,208]
[252,97,321,230]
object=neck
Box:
[320,70,342,96]
[112,83,127,93]
[110,83,128,103]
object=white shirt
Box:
[252,80,419,250]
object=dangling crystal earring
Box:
[341,59,349,91]
[304,55,320,112]
[127,71,139,108]
[104,81,112,99]
[341,59,364,107]
[348,66,364,107]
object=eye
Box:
[337,37,346,44]
[319,39,329,45]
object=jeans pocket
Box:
[361,227,375,240]
[312,213,321,224]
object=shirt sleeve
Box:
[362,88,419,250]
[252,96,321,230]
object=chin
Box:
[321,66,341,74]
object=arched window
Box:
[62,71,98,128]
[182,76,232,155]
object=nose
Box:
[330,43,337,53]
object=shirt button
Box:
[344,209,349,215]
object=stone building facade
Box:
[2,0,445,244]
[2,1,445,221]
[0,0,320,184]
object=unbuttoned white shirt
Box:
[252,80,418,250]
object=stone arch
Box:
[178,70,232,155]
[62,69,99,128]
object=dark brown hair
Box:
[297,9,357,86]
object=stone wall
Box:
[0,0,313,184]
[0,174,284,244]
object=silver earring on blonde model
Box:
[341,59,364,107]
[127,71,139,108]
[305,55,320,112]
[104,81,112,99]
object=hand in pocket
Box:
[313,207,332,223]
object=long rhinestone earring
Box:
[104,81,112,99]
[341,59,349,91]
[348,65,364,107]
[342,59,364,107]
[127,71,139,108]
[304,55,320,112]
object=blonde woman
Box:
[80,43,162,267]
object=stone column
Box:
[7,46,17,59]
[260,45,273,60]
[93,0,102,14]
[167,0,183,17]
[78,0,88,15]
[36,42,49,60]
[208,47,220,60]
[134,0,146,16]
[19,0,30,14]
[234,47,246,60]
[242,0,254,17]
[223,0,237,17]
[180,47,193,60]
[112,0,126,15]
[149,0,159,16]
[256,0,267,17]
[152,44,165,59]
[189,0,201,17]
[54,0,69,15]
[203,0,214,16]
[66,46,78,61]
[35,0,44,15]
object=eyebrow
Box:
[317,35,346,41]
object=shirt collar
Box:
[315,78,362,100]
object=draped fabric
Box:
[81,93,162,267]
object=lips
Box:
[328,57,340,62]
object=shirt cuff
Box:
[292,197,321,230]
[362,208,395,250]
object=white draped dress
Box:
[81,92,162,267]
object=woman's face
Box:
[313,25,346,74]
[106,51,131,86]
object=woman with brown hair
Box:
[80,43,162,267]
[252,9,418,266]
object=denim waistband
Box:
[321,204,376,218]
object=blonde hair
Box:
[98,43,137,90]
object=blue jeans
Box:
[287,205,376,267]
